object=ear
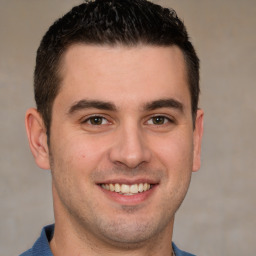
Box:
[25,108,50,170]
[192,109,204,172]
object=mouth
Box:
[100,183,153,196]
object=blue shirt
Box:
[19,224,195,256]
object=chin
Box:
[92,213,172,247]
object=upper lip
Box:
[96,178,159,185]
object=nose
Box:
[109,123,151,169]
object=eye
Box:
[83,116,109,125]
[147,116,172,125]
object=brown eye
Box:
[146,115,174,126]
[84,116,108,125]
[90,117,103,125]
[152,116,166,125]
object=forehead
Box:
[56,44,190,110]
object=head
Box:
[26,1,203,253]
[34,0,199,136]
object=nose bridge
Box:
[109,119,151,168]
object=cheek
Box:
[50,137,100,201]
[151,132,194,172]
[51,133,112,176]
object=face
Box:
[41,45,203,247]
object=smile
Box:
[100,183,152,195]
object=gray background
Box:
[1,0,255,255]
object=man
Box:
[21,0,203,255]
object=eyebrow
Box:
[68,98,184,115]
[143,98,184,112]
[68,99,117,114]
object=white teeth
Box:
[138,183,144,192]
[109,184,115,192]
[115,184,121,192]
[130,184,138,194]
[101,183,152,195]
[121,184,130,194]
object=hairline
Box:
[42,40,197,141]
[53,41,194,116]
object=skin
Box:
[26,44,203,256]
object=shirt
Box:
[19,224,196,256]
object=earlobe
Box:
[192,109,204,172]
[25,108,50,170]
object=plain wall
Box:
[0,1,255,255]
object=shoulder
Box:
[172,242,196,256]
[19,224,54,256]
[19,248,32,256]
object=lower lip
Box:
[98,185,158,205]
